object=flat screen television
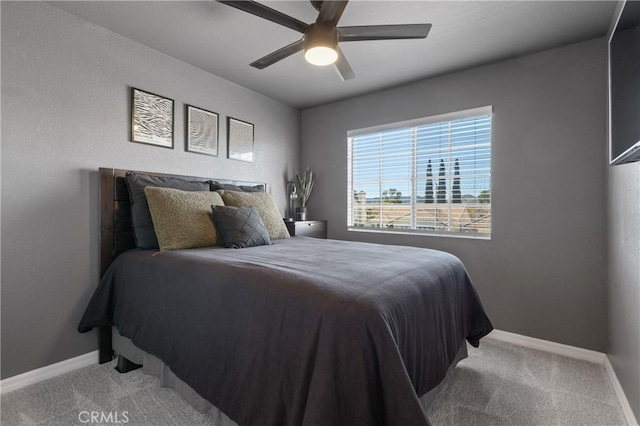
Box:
[609,0,640,165]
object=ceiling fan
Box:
[217,0,432,81]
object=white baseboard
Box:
[0,350,99,395]
[487,329,638,426]
[487,329,606,363]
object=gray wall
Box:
[1,2,299,379]
[607,162,640,420]
[301,38,608,351]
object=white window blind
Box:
[347,107,492,238]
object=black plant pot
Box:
[296,207,307,221]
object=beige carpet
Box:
[1,338,627,425]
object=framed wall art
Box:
[186,105,218,156]
[227,117,254,162]
[131,87,174,148]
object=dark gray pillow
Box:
[126,172,210,249]
[208,181,265,192]
[211,206,271,249]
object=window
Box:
[347,106,492,238]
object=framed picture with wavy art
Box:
[186,105,218,157]
[227,117,254,163]
[131,87,174,149]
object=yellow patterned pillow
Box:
[144,187,225,251]
[217,190,290,240]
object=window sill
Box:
[347,227,491,240]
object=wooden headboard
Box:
[99,167,268,276]
[98,168,268,363]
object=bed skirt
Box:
[112,329,467,425]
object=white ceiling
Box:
[50,1,616,109]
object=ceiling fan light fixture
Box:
[304,23,339,66]
[305,45,338,66]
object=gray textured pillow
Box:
[126,172,209,249]
[144,187,225,251]
[209,181,265,192]
[218,190,290,240]
[212,206,271,249]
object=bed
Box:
[78,168,493,426]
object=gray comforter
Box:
[79,237,492,426]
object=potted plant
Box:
[295,166,314,221]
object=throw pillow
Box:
[217,190,290,240]
[212,206,271,249]
[144,187,224,251]
[126,172,209,249]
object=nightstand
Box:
[284,220,327,239]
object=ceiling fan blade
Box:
[218,1,308,33]
[250,39,305,69]
[334,47,355,81]
[316,1,349,26]
[339,24,432,42]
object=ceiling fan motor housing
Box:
[305,23,339,52]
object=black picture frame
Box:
[131,87,174,149]
[186,105,219,157]
[227,116,254,163]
